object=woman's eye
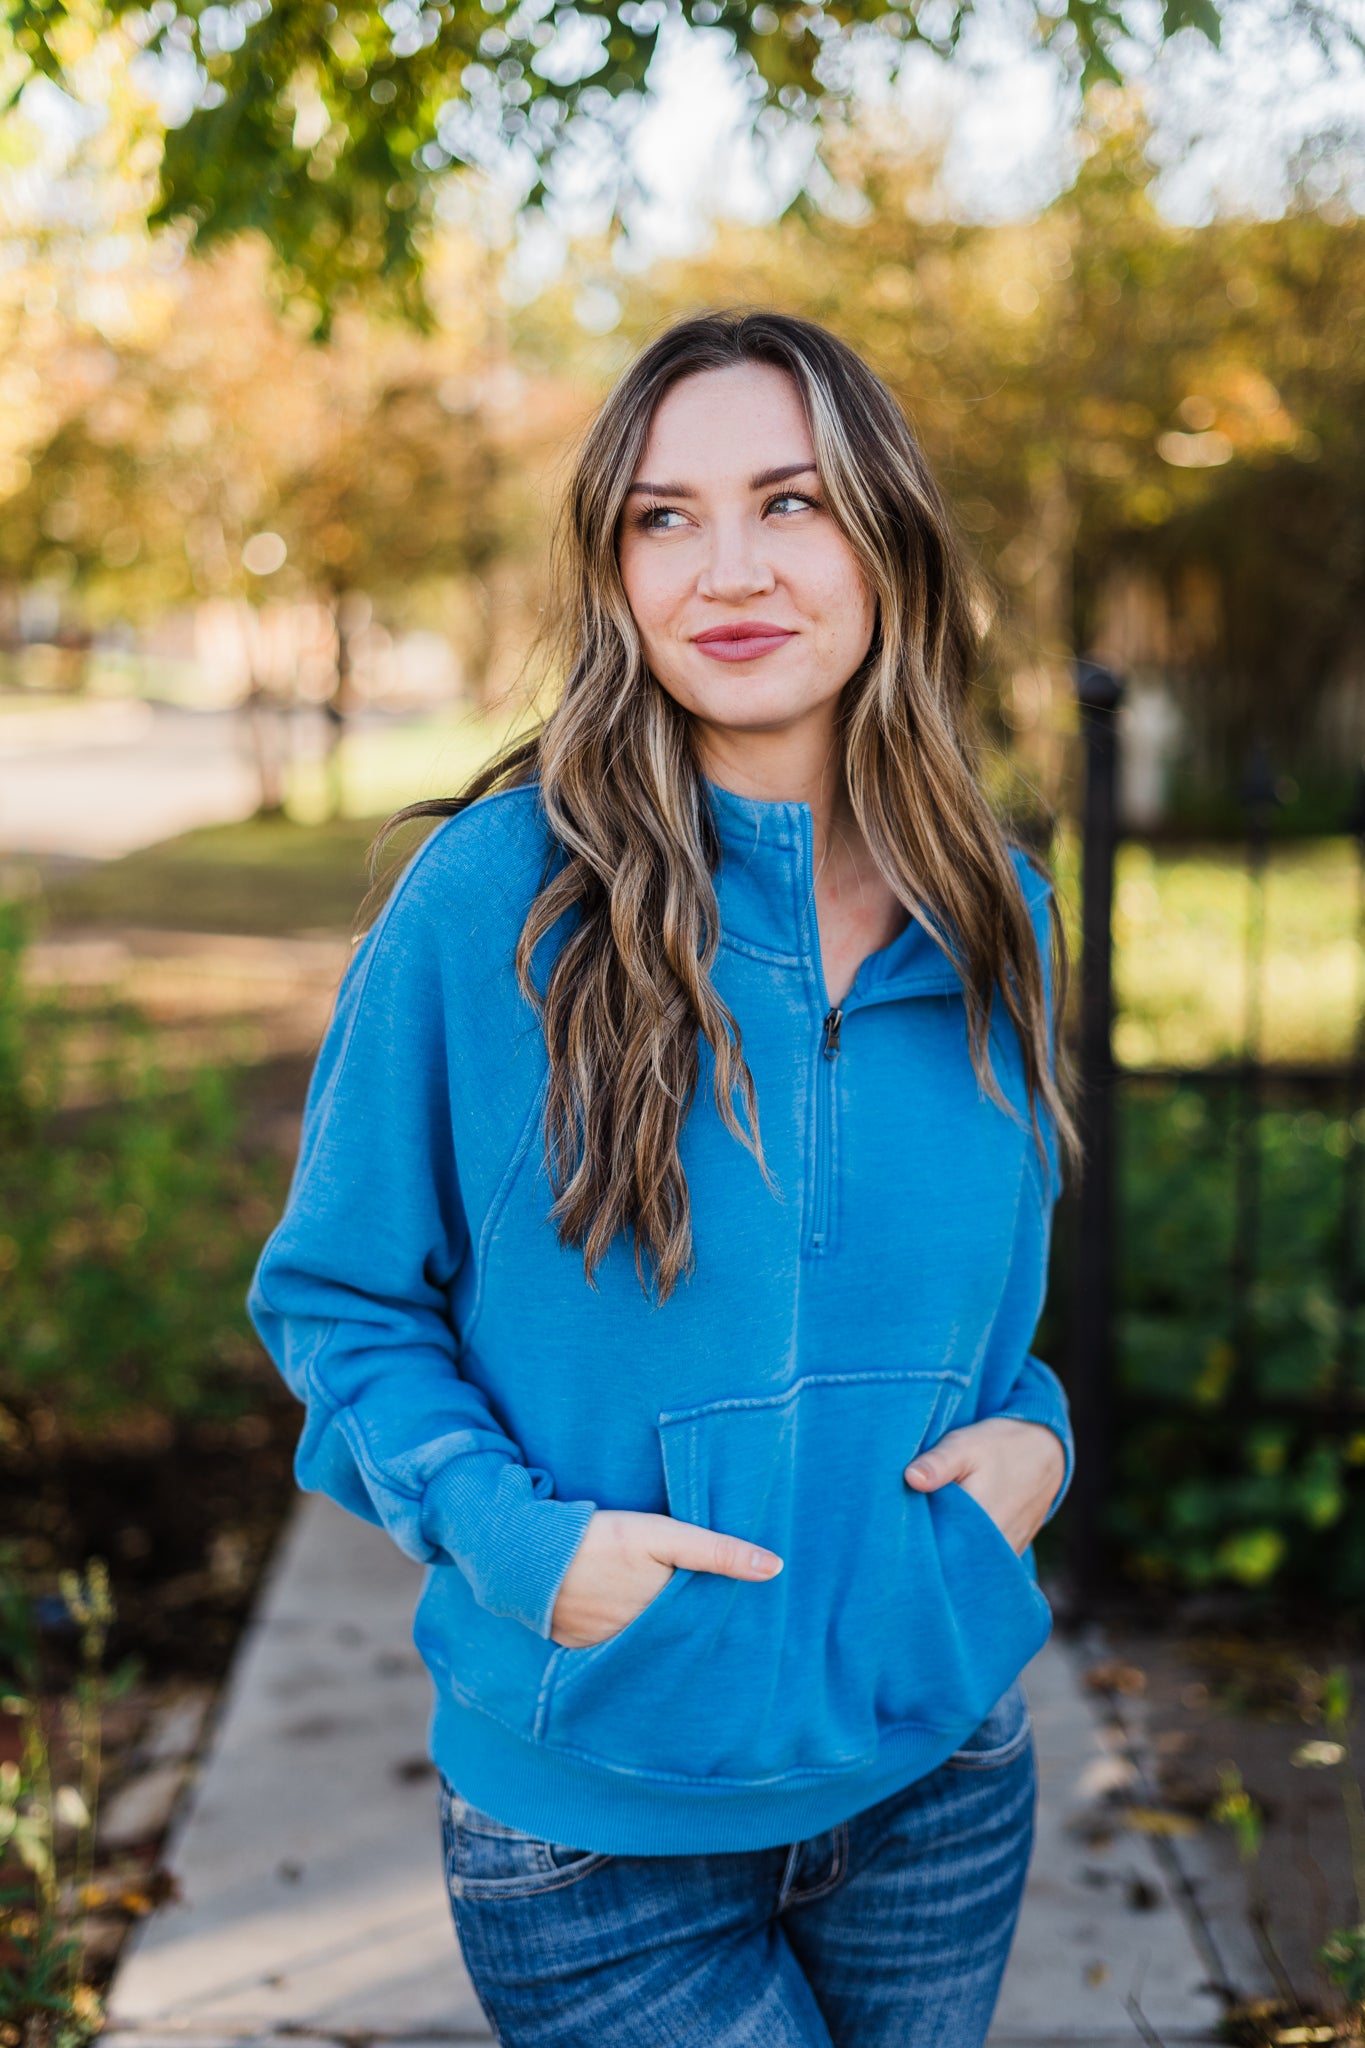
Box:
[633,494,818,530]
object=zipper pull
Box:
[822,1007,843,1060]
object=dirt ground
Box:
[0,1034,312,1996]
[1093,1616,1365,2034]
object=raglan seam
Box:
[278,794,546,1510]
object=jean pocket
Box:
[945,1678,1033,1769]
[439,1780,611,1899]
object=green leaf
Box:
[1162,0,1222,47]
[1210,1762,1264,1863]
[1213,1527,1286,1586]
[1321,1922,1365,2004]
[13,1814,55,1879]
[0,0,1230,321]
[1322,1667,1353,1732]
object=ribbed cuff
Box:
[421,1456,597,1637]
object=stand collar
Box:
[704,778,964,1002]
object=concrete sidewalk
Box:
[105,1498,1227,2046]
[0,701,261,861]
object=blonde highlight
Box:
[372,310,1081,1300]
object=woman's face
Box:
[617,362,876,759]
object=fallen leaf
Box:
[55,1785,90,1829]
[1084,1660,1147,1696]
[1291,1742,1347,1770]
[1117,1805,1200,1838]
[1076,1755,1140,1800]
[143,1866,183,1907]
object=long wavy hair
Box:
[373,310,1080,1299]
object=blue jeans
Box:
[439,1681,1036,2047]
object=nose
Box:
[696,514,776,604]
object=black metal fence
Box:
[1064,659,1365,1604]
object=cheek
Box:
[618,543,678,642]
[803,547,875,660]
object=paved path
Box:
[105,1498,1227,2046]
[0,700,262,860]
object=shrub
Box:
[0,902,287,1433]
[1063,1078,1365,1600]
[0,1556,125,2046]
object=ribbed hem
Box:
[430,1694,978,1857]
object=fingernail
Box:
[905,1463,929,1485]
[750,1548,783,1576]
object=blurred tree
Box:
[4,61,1361,812]
[0,237,568,809]
[0,0,1249,323]
[591,91,1365,808]
[0,1,174,675]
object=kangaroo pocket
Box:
[538,1372,1054,1784]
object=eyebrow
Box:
[625,461,819,498]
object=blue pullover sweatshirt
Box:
[248,777,1073,1856]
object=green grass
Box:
[1013,833,1365,1070]
[1110,839,1364,1069]
[284,709,519,825]
[33,705,525,937]
[36,799,1365,1060]
[40,814,392,937]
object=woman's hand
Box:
[549,1509,783,1649]
[903,1417,1066,1554]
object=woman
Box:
[249,309,1080,2048]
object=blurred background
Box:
[2,0,1365,2025]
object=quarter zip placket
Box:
[798,951,961,1262]
[705,785,965,1266]
[806,1005,843,1257]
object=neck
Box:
[691,714,855,873]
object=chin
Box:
[676,671,827,732]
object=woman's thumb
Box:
[904,1438,970,1491]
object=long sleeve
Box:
[247,840,596,1638]
[974,854,1073,1523]
[976,1155,1073,1523]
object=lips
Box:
[692,622,797,663]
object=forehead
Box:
[635,362,813,478]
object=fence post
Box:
[1070,658,1124,1608]
[1227,745,1276,1406]
[1338,765,1365,1393]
